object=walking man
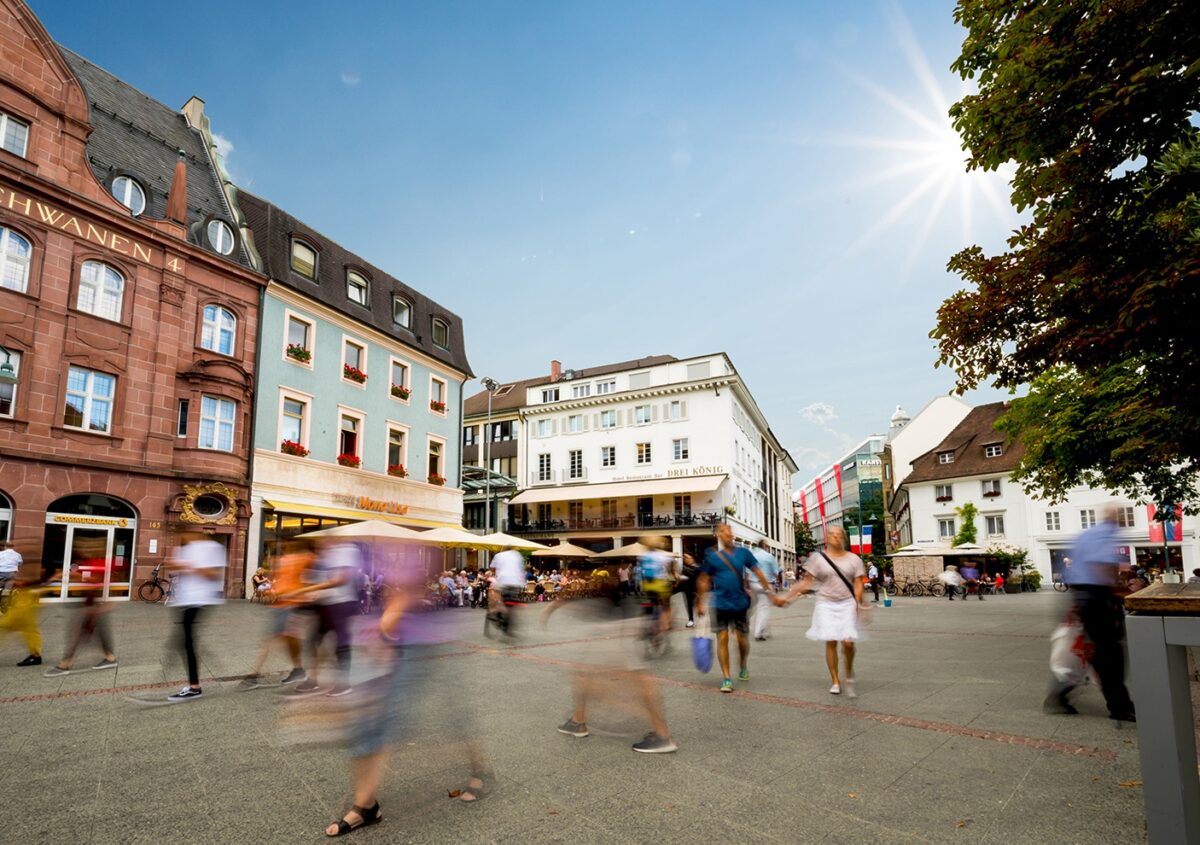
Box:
[749,540,781,641]
[166,531,225,701]
[487,545,526,636]
[697,524,781,693]
[1044,505,1136,721]
[867,561,880,602]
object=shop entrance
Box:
[42,495,137,601]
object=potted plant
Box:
[982,490,1001,498]
[336,453,361,468]
[935,495,952,502]
[343,363,367,383]
[429,399,447,413]
[387,463,408,478]
[391,384,411,400]
[286,343,311,363]
[723,504,736,516]
[427,473,446,486]
[280,439,309,457]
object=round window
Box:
[192,494,227,519]
[111,176,146,216]
[206,220,235,255]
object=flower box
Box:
[343,364,367,383]
[429,400,447,413]
[336,453,361,468]
[280,439,309,457]
[982,491,1001,498]
[387,464,408,478]
[427,473,446,486]
[935,496,952,502]
[390,384,411,400]
[723,505,736,516]
[286,344,311,363]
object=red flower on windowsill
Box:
[391,384,411,400]
[280,439,309,457]
[427,473,447,486]
[429,400,447,413]
[336,453,361,468]
[343,364,367,383]
[286,344,311,363]
[387,464,408,478]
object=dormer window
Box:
[0,110,29,157]
[347,271,369,306]
[984,443,1003,458]
[290,239,317,279]
[206,219,236,256]
[392,296,411,328]
[432,318,449,349]
[110,176,146,216]
[937,451,955,464]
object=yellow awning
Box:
[508,474,727,506]
[262,500,459,530]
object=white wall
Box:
[889,396,972,486]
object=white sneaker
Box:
[845,678,857,699]
[829,684,841,695]
[686,620,695,628]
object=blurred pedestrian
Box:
[239,538,312,689]
[44,538,117,676]
[1,547,45,667]
[678,553,701,628]
[486,546,525,637]
[940,565,963,600]
[780,526,866,697]
[749,540,781,641]
[164,531,225,701]
[1043,505,1136,721]
[961,562,983,601]
[867,561,880,602]
[295,538,360,697]
[697,523,780,693]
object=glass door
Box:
[64,527,112,599]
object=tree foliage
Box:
[934,0,1200,511]
[954,502,978,547]
[794,520,817,559]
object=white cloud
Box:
[341,71,361,87]
[799,401,837,426]
[211,132,234,159]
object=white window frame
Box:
[595,380,615,395]
[1045,511,1061,532]
[392,296,412,329]
[283,310,315,368]
[426,434,447,482]
[110,175,146,216]
[290,238,318,280]
[937,518,956,539]
[635,405,651,425]
[207,220,236,256]
[672,437,689,461]
[1080,509,1097,530]
[63,366,115,434]
[429,375,448,415]
[981,479,1001,496]
[347,270,370,306]
[336,405,366,462]
[0,110,29,157]
[76,260,125,322]
[200,304,236,356]
[278,388,313,450]
[669,400,684,420]
[567,414,584,434]
[198,394,237,452]
[432,318,450,349]
[935,484,953,501]
[937,451,955,464]
[1116,506,1136,529]
[341,335,367,387]
[601,445,616,468]
[599,409,617,429]
[0,349,19,417]
[636,442,652,465]
[0,226,32,294]
[985,514,1005,537]
[536,418,552,438]
[572,384,591,399]
[385,420,409,474]
[984,443,1003,458]
[537,453,552,482]
[388,356,411,404]
[541,388,559,403]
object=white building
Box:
[794,436,886,552]
[892,401,1198,578]
[462,354,798,566]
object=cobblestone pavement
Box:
[0,591,1151,844]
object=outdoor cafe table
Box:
[1124,581,1200,844]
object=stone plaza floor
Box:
[0,590,1154,844]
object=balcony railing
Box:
[507,512,722,534]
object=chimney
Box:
[550,360,561,382]
[165,150,187,225]
[180,96,206,128]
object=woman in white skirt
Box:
[781,526,866,697]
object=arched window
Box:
[290,239,317,279]
[200,305,236,355]
[347,270,369,306]
[392,296,411,328]
[0,226,32,293]
[432,318,449,349]
[77,261,125,321]
[110,176,146,216]
[0,491,12,542]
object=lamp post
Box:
[480,377,498,532]
[0,345,17,384]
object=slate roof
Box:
[903,402,1024,484]
[463,355,678,416]
[236,191,472,377]
[57,47,251,268]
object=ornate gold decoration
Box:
[178,481,239,525]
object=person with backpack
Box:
[780,526,866,698]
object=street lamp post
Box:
[0,345,17,384]
[480,377,498,532]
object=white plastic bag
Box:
[1049,622,1090,685]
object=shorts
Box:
[714,607,749,634]
[643,579,672,607]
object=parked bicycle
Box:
[1052,575,1069,593]
[137,563,172,603]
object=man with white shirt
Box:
[487,546,526,637]
[867,562,880,602]
[749,540,781,641]
[165,532,226,702]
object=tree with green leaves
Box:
[934,1,1200,512]
[953,502,978,547]
[794,520,816,559]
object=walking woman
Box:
[780,526,866,697]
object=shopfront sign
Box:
[665,465,725,478]
[46,513,133,528]
[331,494,409,515]
[1,184,154,263]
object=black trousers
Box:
[314,602,354,682]
[1076,587,1134,714]
[682,588,697,622]
[180,606,204,686]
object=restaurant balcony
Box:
[506,511,722,534]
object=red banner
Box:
[1148,505,1184,542]
[833,464,843,507]
[800,490,809,525]
[815,478,826,520]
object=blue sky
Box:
[34,0,1018,484]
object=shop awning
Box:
[508,474,727,506]
[262,500,460,530]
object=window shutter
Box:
[552,419,558,434]
[651,405,659,422]
[593,413,600,428]
[583,416,590,431]
[662,402,670,418]
[680,400,687,417]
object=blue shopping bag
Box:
[691,617,714,673]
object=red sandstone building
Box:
[0,0,265,598]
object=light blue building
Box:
[235,191,472,580]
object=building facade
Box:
[0,1,265,598]
[463,354,798,566]
[795,436,886,553]
[892,401,1198,577]
[237,192,470,585]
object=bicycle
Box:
[137,563,172,603]
[1052,576,1069,593]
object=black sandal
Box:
[326,802,382,837]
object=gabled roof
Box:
[237,191,471,377]
[463,355,677,416]
[57,47,252,268]
[903,402,1023,484]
